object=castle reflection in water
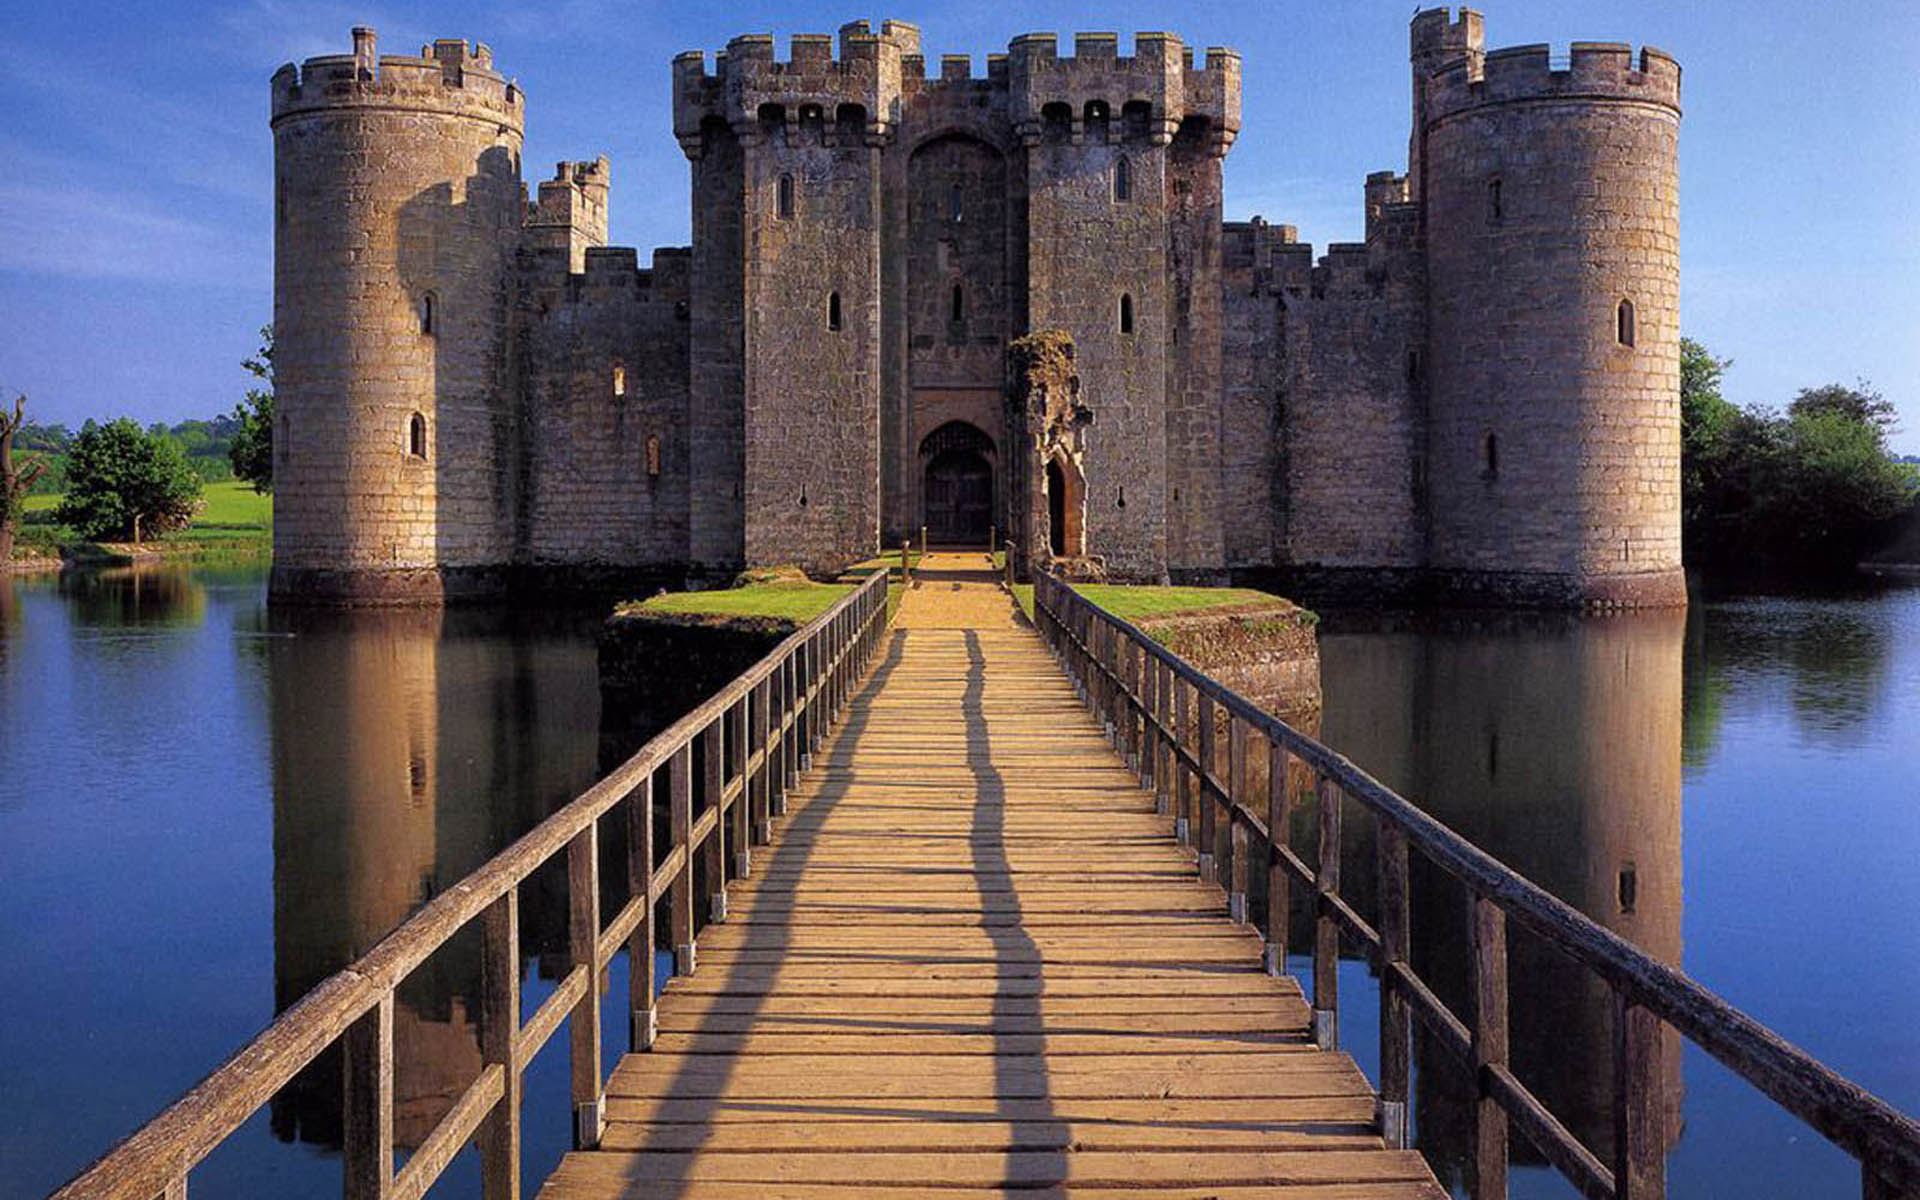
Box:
[263,604,610,1150]
[1320,609,1687,1189]
[258,594,1686,1183]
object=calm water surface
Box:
[0,564,1914,1198]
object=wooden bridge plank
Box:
[535,556,1441,1200]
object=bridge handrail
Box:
[1032,571,1920,1200]
[51,568,893,1200]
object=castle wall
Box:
[896,128,1016,540]
[739,108,883,574]
[270,34,525,602]
[268,15,1685,609]
[516,248,692,569]
[683,118,747,574]
[1422,40,1684,606]
[1165,114,1231,582]
[1219,222,1287,567]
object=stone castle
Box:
[268,9,1685,607]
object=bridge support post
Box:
[1265,741,1293,976]
[671,743,697,977]
[1378,823,1412,1148]
[479,890,521,1200]
[1196,692,1217,884]
[1470,895,1509,1199]
[568,825,604,1150]
[627,776,657,1052]
[1313,775,1341,1050]
[1614,994,1666,1199]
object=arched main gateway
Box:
[920,421,994,545]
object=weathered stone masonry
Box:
[270,9,1685,608]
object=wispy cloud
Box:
[0,180,265,286]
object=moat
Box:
[1,564,1915,1199]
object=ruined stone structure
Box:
[270,9,1685,607]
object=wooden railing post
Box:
[567,825,604,1150]
[1196,691,1217,883]
[779,654,797,802]
[1140,649,1158,792]
[1614,992,1666,1200]
[1173,677,1192,845]
[730,697,750,878]
[627,777,656,1051]
[751,679,772,845]
[1228,718,1249,923]
[1313,774,1341,1050]
[704,722,727,923]
[1470,894,1510,1200]
[1265,741,1293,976]
[1378,822,1412,1149]
[1153,661,1172,816]
[479,889,521,1200]
[343,991,394,1200]
[670,744,695,976]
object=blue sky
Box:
[2,1,1916,451]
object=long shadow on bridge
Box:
[964,626,1069,1186]
[602,619,1069,1193]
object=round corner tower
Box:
[1416,12,1686,608]
[270,28,526,603]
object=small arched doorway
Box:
[1045,453,1085,557]
[920,421,995,546]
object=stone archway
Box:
[920,421,996,546]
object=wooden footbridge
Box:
[53,555,1920,1200]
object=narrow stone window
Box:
[1481,430,1499,480]
[408,412,428,460]
[645,434,661,478]
[950,283,964,324]
[777,173,794,219]
[611,360,627,398]
[420,292,436,335]
[828,290,842,332]
[1617,299,1636,347]
[1405,348,1421,384]
[1118,293,1134,335]
[1487,177,1502,223]
[949,182,964,224]
[1114,156,1132,202]
[1618,862,1638,914]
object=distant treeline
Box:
[15,416,243,492]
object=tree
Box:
[2,394,47,561]
[230,326,274,493]
[1787,380,1897,434]
[1679,338,1738,532]
[55,418,203,542]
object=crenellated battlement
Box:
[271,27,523,129]
[672,22,922,151]
[1005,32,1239,148]
[1424,38,1681,125]
[671,24,1239,154]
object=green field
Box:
[12,480,272,559]
[1070,584,1283,621]
[625,579,854,624]
[1009,582,1291,625]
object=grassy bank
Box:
[622,577,854,624]
[1010,581,1296,625]
[12,480,272,563]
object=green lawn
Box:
[1070,584,1285,622]
[12,480,272,559]
[625,579,854,624]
